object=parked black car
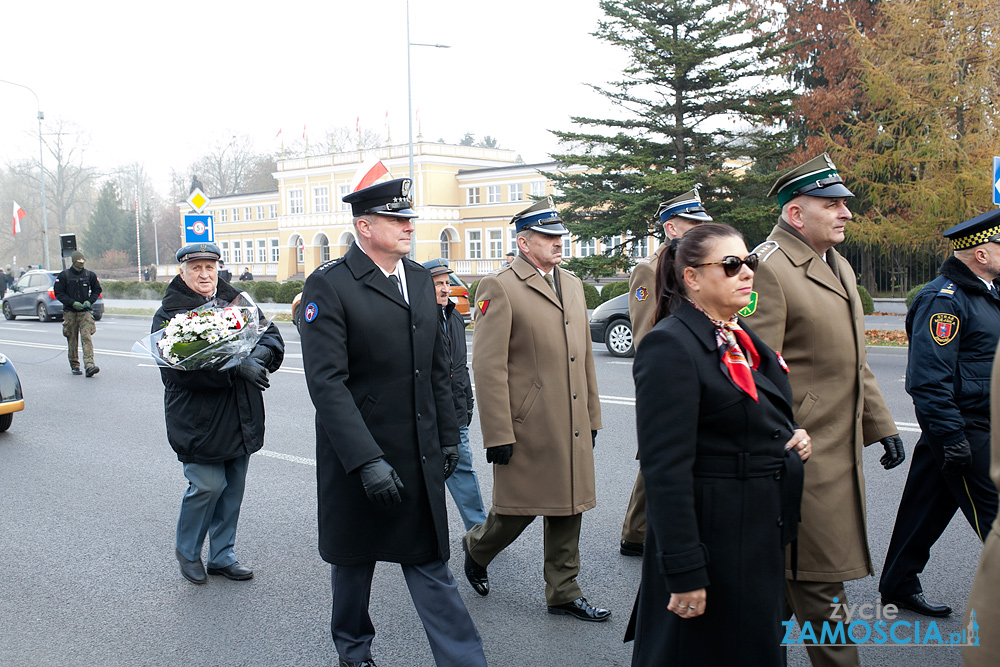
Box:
[589,292,634,357]
[2,270,105,322]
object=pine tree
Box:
[549,0,796,277]
[83,181,137,262]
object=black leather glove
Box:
[442,444,459,479]
[486,444,512,465]
[358,458,404,506]
[466,410,474,427]
[237,357,269,390]
[879,435,905,470]
[250,345,273,368]
[941,438,972,476]
[592,430,597,449]
[72,301,85,311]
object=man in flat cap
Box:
[54,250,102,377]
[300,178,486,667]
[880,209,1000,617]
[463,198,610,623]
[619,187,711,558]
[423,257,486,532]
[156,242,284,585]
[742,153,904,667]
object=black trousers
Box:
[880,415,998,597]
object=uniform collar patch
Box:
[738,291,758,317]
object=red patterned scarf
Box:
[688,300,760,401]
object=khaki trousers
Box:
[786,579,860,667]
[620,470,646,543]
[62,310,96,369]
[465,509,583,605]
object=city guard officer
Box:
[742,153,904,667]
[881,209,1000,617]
[300,178,486,667]
[463,198,610,623]
[619,188,711,557]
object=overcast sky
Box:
[1,0,628,192]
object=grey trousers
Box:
[786,579,860,667]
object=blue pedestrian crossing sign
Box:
[184,214,214,243]
[994,156,1000,206]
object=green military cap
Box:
[768,152,854,207]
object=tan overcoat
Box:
[628,243,664,349]
[743,222,897,582]
[472,255,602,516]
[963,339,1000,665]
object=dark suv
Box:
[2,270,105,322]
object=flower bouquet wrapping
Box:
[132,293,270,371]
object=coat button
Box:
[570,355,576,361]
[771,429,781,439]
[416,413,422,421]
[574,430,579,437]
[774,470,782,480]
[422,456,427,463]
[415,369,421,377]
[413,325,417,332]
[573,393,577,399]
[776,516,783,527]
[565,319,569,325]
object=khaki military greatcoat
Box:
[743,222,897,582]
[628,243,664,348]
[472,256,602,516]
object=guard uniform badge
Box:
[775,350,789,373]
[478,299,490,315]
[929,313,959,345]
[738,291,758,317]
[304,302,318,323]
[634,286,648,302]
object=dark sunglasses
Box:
[694,253,759,277]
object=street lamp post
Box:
[0,78,50,270]
[405,0,449,186]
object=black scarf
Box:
[161,274,242,313]
[939,255,996,297]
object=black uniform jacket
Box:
[153,276,284,464]
[443,299,474,426]
[299,243,460,566]
[629,302,803,665]
[53,267,101,310]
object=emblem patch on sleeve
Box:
[478,299,490,315]
[304,302,318,323]
[929,313,959,345]
[634,286,648,302]
[738,291,758,318]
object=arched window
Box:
[317,234,330,263]
[295,236,305,264]
[439,230,451,259]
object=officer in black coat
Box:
[300,178,486,667]
[880,209,1000,616]
[155,242,284,585]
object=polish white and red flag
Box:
[12,201,26,236]
[350,154,390,192]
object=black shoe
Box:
[339,660,377,667]
[620,539,643,557]
[176,550,207,585]
[85,366,99,377]
[462,538,489,596]
[881,592,951,617]
[207,562,254,580]
[548,596,612,622]
[71,368,83,375]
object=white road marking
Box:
[257,449,316,467]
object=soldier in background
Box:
[619,188,711,557]
[54,251,102,377]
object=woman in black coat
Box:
[628,224,809,665]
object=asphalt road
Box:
[0,315,979,666]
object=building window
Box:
[219,208,228,223]
[244,206,252,221]
[256,205,265,220]
[233,243,242,264]
[530,181,545,198]
[439,230,451,259]
[467,230,482,260]
[270,238,280,262]
[487,229,503,259]
[630,236,648,258]
[269,204,278,218]
[487,185,501,204]
[317,234,330,262]
[296,237,305,264]
[232,208,240,222]
[562,236,572,258]
[466,187,480,205]
[314,186,330,213]
[257,239,267,263]
[244,240,253,264]
[289,189,304,215]
[508,228,517,253]
[220,241,230,263]
[339,185,351,212]
[508,183,523,202]
[579,238,597,257]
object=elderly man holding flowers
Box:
[153,242,284,585]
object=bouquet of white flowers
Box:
[132,293,269,371]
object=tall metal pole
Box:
[407,0,414,185]
[0,79,49,269]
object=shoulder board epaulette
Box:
[935,282,956,299]
[751,240,781,263]
[317,257,344,272]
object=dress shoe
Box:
[462,538,489,596]
[338,660,377,667]
[207,562,254,580]
[547,596,612,622]
[71,368,83,375]
[175,550,207,585]
[881,592,951,617]
[85,365,100,377]
[620,539,643,557]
